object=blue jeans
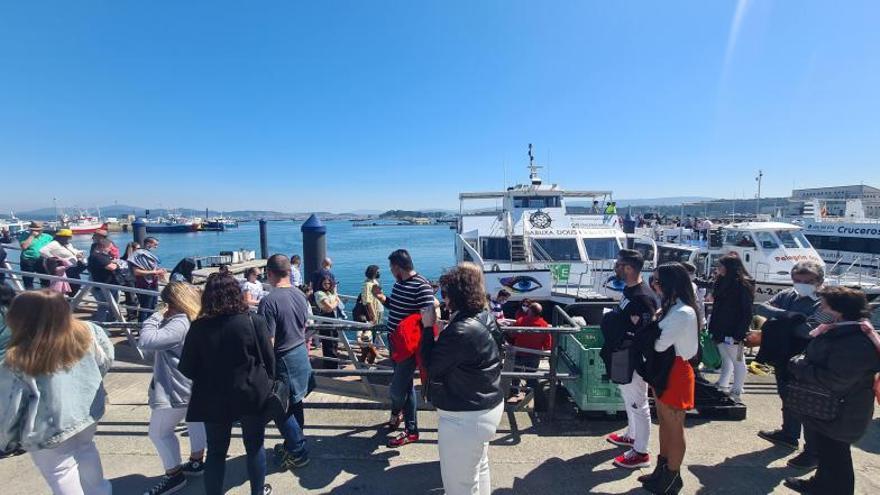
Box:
[274,345,311,456]
[390,356,419,433]
[92,288,118,322]
[204,415,266,495]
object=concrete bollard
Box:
[132,220,146,245]
[301,214,326,284]
[259,219,269,260]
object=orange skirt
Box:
[658,357,695,410]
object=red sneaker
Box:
[613,450,651,469]
[387,432,419,448]
[606,432,635,447]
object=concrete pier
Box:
[1,336,878,494]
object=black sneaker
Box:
[143,472,187,495]
[181,459,204,476]
[787,451,819,471]
[263,484,273,495]
[758,429,798,450]
[279,451,310,469]
[783,476,815,493]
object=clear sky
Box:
[1,1,878,213]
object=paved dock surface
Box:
[2,340,878,494]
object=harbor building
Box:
[792,184,880,218]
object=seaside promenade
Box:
[2,336,878,494]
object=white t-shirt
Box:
[242,280,265,303]
[655,299,699,359]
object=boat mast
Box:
[756,169,763,216]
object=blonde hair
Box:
[161,282,202,321]
[5,290,93,376]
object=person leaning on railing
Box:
[421,262,503,495]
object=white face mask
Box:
[793,283,817,298]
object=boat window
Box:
[633,240,655,264]
[582,237,620,260]
[658,246,694,264]
[480,237,510,260]
[753,231,780,250]
[724,230,755,247]
[531,238,581,261]
[775,230,810,249]
[513,196,561,209]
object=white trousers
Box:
[618,371,651,454]
[148,407,207,471]
[29,424,112,495]
[437,402,504,495]
[716,342,746,396]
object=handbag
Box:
[352,294,368,323]
[785,380,843,421]
[247,314,291,421]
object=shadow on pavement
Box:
[689,445,790,494]
[854,417,880,455]
[493,447,635,495]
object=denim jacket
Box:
[0,322,114,451]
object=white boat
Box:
[795,199,880,275]
[455,145,657,305]
[648,221,880,302]
[0,212,28,236]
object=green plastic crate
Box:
[558,327,624,413]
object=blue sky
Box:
[1,1,878,213]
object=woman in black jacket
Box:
[784,286,880,495]
[179,273,275,495]
[422,263,503,495]
[708,254,755,400]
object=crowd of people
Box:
[0,235,879,495]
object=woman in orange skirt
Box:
[644,263,701,494]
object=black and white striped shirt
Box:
[385,273,435,331]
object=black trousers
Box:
[813,430,854,494]
[19,256,48,289]
[319,328,339,369]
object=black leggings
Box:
[813,430,854,494]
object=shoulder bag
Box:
[247,314,290,422]
[785,380,843,421]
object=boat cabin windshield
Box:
[531,238,581,261]
[775,230,812,249]
[513,196,562,208]
[582,237,620,260]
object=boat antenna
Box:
[527,143,543,186]
[755,169,763,216]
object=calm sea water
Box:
[39,221,456,297]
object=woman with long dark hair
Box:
[643,263,701,494]
[708,254,755,400]
[178,273,275,495]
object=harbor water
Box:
[8,221,455,298]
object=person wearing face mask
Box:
[599,249,658,470]
[754,261,834,471]
[783,287,880,495]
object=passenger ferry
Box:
[796,200,880,275]
[455,145,657,306]
[648,221,880,302]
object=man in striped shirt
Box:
[373,249,437,447]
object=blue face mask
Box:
[793,283,817,298]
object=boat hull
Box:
[145,224,198,233]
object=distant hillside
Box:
[379,209,452,219]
